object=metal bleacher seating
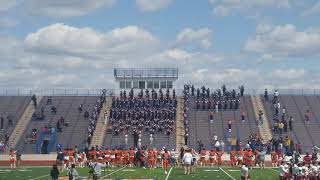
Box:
[0,96,31,142]
[15,96,99,154]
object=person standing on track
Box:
[9,149,16,169]
[16,150,22,168]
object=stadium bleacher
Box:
[14,96,102,154]
[0,96,31,151]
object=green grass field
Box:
[0,166,279,180]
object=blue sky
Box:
[0,0,320,91]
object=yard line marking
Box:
[165,167,173,180]
[101,166,126,179]
[29,174,49,180]
[219,167,236,180]
[203,169,219,172]
[269,168,279,173]
[122,169,136,171]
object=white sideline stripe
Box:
[269,168,279,173]
[219,167,236,180]
[165,167,173,180]
[101,166,126,179]
[29,174,49,180]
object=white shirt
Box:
[241,165,248,177]
[182,152,193,164]
[215,141,220,148]
[275,91,279,97]
[279,165,288,176]
[213,135,218,141]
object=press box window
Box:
[147,81,153,89]
[167,81,173,89]
[125,81,132,89]
[160,81,167,89]
[120,81,125,89]
[133,81,139,89]
[154,81,159,89]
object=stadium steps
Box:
[175,96,184,151]
[8,96,43,150]
[89,96,111,148]
[250,95,272,143]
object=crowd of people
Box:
[188,84,243,111]
[108,88,177,147]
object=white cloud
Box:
[175,28,212,49]
[302,2,320,16]
[25,23,158,58]
[136,0,172,12]
[0,23,318,91]
[209,0,291,16]
[28,0,116,18]
[0,0,16,11]
[272,69,305,80]
[244,24,320,57]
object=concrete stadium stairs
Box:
[175,96,184,151]
[0,96,34,150]
[250,96,272,143]
[15,96,99,153]
[90,96,110,148]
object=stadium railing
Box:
[0,88,115,96]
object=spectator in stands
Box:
[209,111,214,123]
[264,89,268,102]
[241,111,246,122]
[184,133,188,145]
[0,116,3,130]
[47,97,52,105]
[7,115,13,127]
[305,110,310,122]
[274,90,279,99]
[59,116,65,126]
[84,110,89,119]
[289,116,293,131]
[32,95,37,108]
[239,85,244,96]
[41,106,45,117]
[78,104,83,113]
[278,121,284,135]
[4,133,9,145]
[258,110,263,125]
[56,120,62,132]
[51,106,57,114]
[228,120,232,133]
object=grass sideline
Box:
[0,166,279,180]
